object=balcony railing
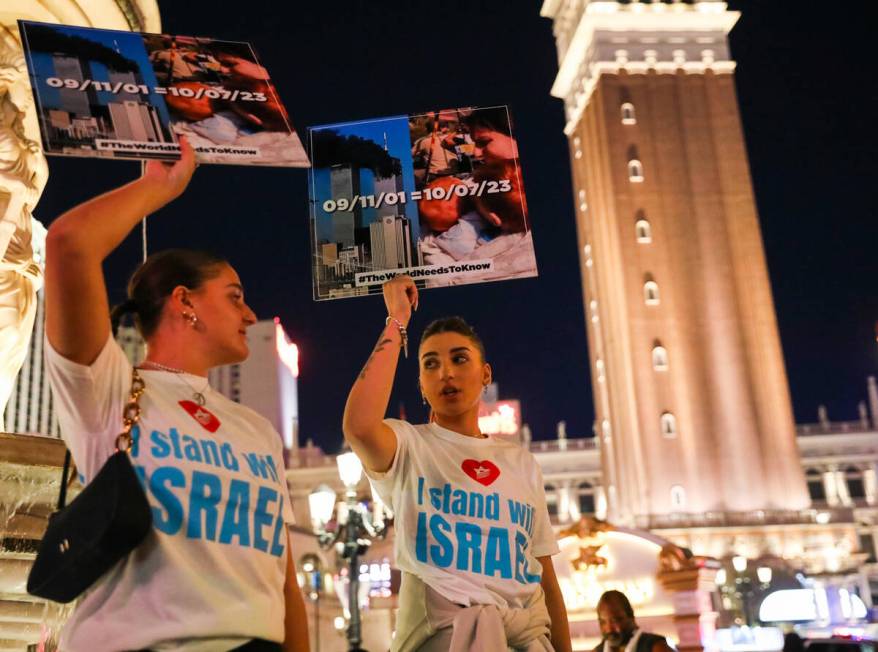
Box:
[797,421,875,435]
[637,507,856,530]
[530,438,597,453]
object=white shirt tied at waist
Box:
[393,572,554,652]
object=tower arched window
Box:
[806,468,826,502]
[595,359,605,383]
[626,146,643,182]
[643,275,660,306]
[601,419,611,442]
[578,188,587,212]
[670,485,687,510]
[635,217,652,243]
[628,159,644,183]
[652,341,669,371]
[621,102,636,125]
[660,411,677,438]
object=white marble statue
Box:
[0,30,49,421]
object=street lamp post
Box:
[717,557,775,627]
[300,553,323,652]
[308,452,386,652]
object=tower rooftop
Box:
[542,0,738,133]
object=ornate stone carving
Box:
[658,543,699,573]
[572,544,608,571]
[0,28,48,421]
[559,515,613,540]
[657,543,718,574]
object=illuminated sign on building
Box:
[478,400,521,436]
[553,527,674,618]
[274,317,300,378]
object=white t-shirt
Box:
[45,335,295,652]
[366,419,559,609]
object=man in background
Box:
[595,590,675,652]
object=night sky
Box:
[33,1,877,451]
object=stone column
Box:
[859,563,875,609]
[834,469,851,506]
[559,480,573,523]
[657,554,720,652]
[863,465,877,506]
[595,486,608,520]
[867,376,878,428]
[823,468,840,506]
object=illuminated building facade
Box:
[210,318,300,450]
[537,0,869,585]
[542,0,808,523]
[287,410,878,649]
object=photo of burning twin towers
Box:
[309,107,538,301]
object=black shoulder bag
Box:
[27,369,153,603]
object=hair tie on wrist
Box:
[386,316,408,359]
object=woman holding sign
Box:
[43,138,309,652]
[343,275,572,652]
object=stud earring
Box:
[421,394,427,406]
[183,311,198,327]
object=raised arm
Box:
[45,139,196,365]
[342,275,418,473]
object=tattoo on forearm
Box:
[358,338,393,380]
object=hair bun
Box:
[119,299,139,314]
[109,298,140,336]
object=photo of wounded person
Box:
[142,34,307,166]
[411,106,536,287]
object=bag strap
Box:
[115,368,146,453]
[57,449,71,510]
[55,368,146,510]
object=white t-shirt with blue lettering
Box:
[366,419,559,609]
[45,335,295,652]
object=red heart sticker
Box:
[461,459,501,486]
[179,400,221,433]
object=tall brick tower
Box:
[541,1,811,530]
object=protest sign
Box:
[309,106,537,300]
[19,20,308,167]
